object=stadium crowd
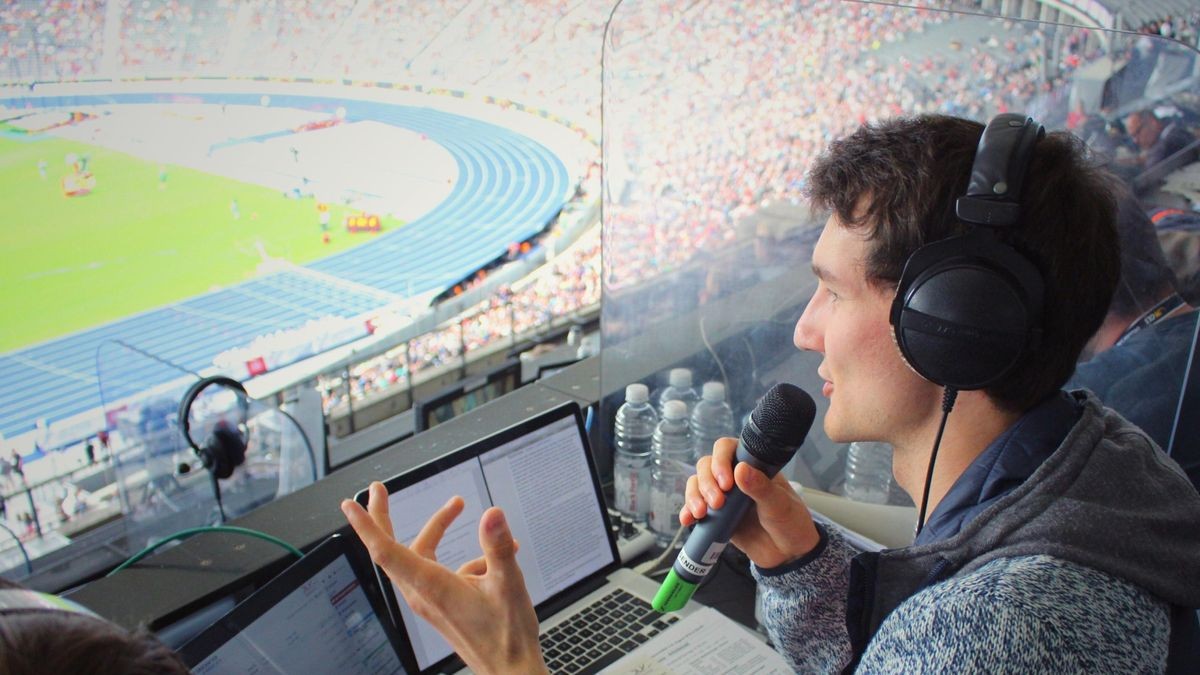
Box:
[1136,11,1200,43]
[0,0,104,80]
[321,230,600,412]
[4,0,1199,420]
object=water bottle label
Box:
[649,482,686,535]
[615,466,649,517]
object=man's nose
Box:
[794,301,823,352]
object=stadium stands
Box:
[4,1,1197,441]
[1,0,1197,573]
[0,94,569,441]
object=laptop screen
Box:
[180,535,413,674]
[370,404,617,671]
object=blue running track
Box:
[0,92,570,442]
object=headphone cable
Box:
[107,525,303,576]
[916,386,958,537]
[211,471,228,524]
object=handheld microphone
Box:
[651,383,815,612]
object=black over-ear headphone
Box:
[889,113,1046,390]
[178,376,249,480]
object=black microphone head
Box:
[742,383,817,467]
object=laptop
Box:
[179,533,417,674]
[356,402,699,674]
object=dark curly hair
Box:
[0,577,190,675]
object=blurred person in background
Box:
[1123,109,1199,172]
[1070,191,1198,491]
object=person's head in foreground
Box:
[0,577,190,675]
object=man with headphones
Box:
[683,114,1200,672]
[343,114,1200,673]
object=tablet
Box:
[178,533,416,674]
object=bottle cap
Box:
[668,368,692,388]
[701,381,725,401]
[625,383,649,404]
[663,399,688,420]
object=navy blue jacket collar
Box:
[914,391,1082,546]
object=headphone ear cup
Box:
[178,375,249,458]
[203,426,247,480]
[891,233,1043,389]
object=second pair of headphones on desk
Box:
[177,376,250,480]
[890,112,1047,391]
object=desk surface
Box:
[68,372,600,631]
[68,353,768,646]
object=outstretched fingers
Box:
[342,490,444,598]
[342,496,417,578]
[343,498,546,674]
[412,496,466,560]
[478,508,524,591]
[365,482,394,537]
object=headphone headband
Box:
[177,375,248,454]
[177,375,250,481]
[956,114,1045,228]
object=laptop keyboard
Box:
[539,588,680,674]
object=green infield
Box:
[0,135,403,353]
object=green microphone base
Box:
[651,569,698,612]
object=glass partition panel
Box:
[601,1,1200,533]
[0,340,327,578]
[94,341,307,552]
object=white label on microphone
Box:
[675,543,730,580]
[676,549,715,578]
[701,541,728,564]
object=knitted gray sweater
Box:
[754,392,1200,673]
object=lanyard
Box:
[1114,293,1186,347]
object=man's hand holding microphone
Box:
[654,383,823,611]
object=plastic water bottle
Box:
[657,368,700,421]
[648,400,695,544]
[613,384,657,523]
[844,441,893,504]
[691,381,735,458]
